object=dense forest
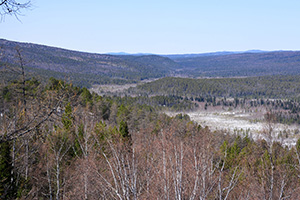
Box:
[2,77,300,199]
[173,51,300,77]
[129,76,300,99]
[127,76,300,125]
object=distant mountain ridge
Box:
[0,39,180,87]
[1,38,300,87]
[161,50,268,59]
[108,52,154,56]
[172,50,300,77]
[107,50,267,58]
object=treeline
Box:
[2,78,300,199]
[129,76,300,99]
[108,95,198,112]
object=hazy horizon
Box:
[1,0,300,54]
[1,38,294,56]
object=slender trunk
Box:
[12,140,15,168]
[84,123,89,200]
[25,139,29,181]
[63,177,66,200]
[56,158,60,200]
[162,130,169,200]
[218,150,227,200]
[173,143,183,200]
[146,155,150,196]
[269,140,274,200]
[16,47,26,113]
[84,162,88,200]
[11,139,15,185]
[269,159,274,200]
[132,148,137,200]
[189,148,199,200]
[279,178,286,200]
[47,159,53,200]
[163,147,167,200]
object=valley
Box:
[3,39,300,88]
[90,74,300,148]
[2,0,300,198]
[2,39,300,199]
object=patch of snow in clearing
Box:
[165,110,300,147]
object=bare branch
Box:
[1,0,31,21]
[0,93,65,143]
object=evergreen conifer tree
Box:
[0,141,16,199]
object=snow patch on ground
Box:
[166,110,300,148]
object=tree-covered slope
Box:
[129,76,300,99]
[172,51,300,77]
[2,77,300,199]
[4,38,300,88]
[0,39,179,87]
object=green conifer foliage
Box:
[119,120,129,139]
[62,102,74,131]
[0,141,16,199]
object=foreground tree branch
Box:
[0,93,65,143]
[0,0,31,20]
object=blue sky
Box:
[1,0,300,54]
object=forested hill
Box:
[128,76,300,99]
[171,51,300,77]
[0,39,180,87]
[3,38,300,88]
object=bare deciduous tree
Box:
[0,0,31,20]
